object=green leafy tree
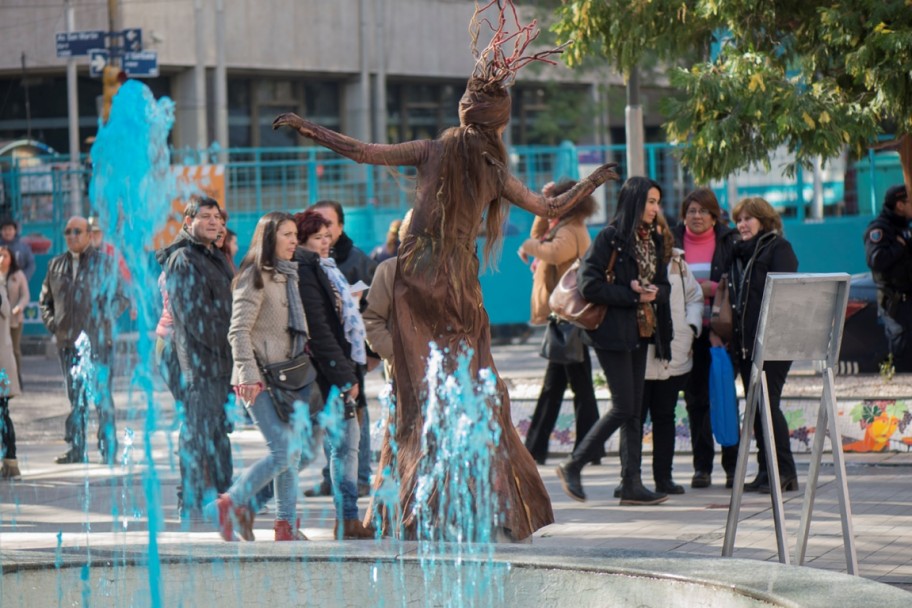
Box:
[553,1,912,190]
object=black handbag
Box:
[256,351,318,423]
[539,316,586,365]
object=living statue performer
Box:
[274,1,618,541]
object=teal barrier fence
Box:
[3,143,902,335]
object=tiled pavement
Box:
[2,350,910,596]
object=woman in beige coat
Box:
[0,246,28,389]
[213,211,316,542]
[0,273,22,480]
[519,180,601,465]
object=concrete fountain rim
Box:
[3,542,908,607]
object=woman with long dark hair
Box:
[273,4,618,540]
[556,177,673,505]
[215,211,315,542]
[0,246,23,480]
[727,197,799,494]
[0,245,27,389]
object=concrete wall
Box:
[2,0,599,78]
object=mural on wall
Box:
[508,398,912,456]
[842,400,912,452]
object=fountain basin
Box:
[2,543,908,607]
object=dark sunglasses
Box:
[64,228,84,236]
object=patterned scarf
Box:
[318,257,367,365]
[274,259,309,357]
[634,223,657,284]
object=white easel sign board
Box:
[753,273,850,363]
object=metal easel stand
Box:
[722,273,857,574]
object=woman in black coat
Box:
[556,177,673,505]
[293,210,374,539]
[726,196,799,493]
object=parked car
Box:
[838,272,912,374]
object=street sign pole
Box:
[65,0,82,216]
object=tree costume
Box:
[275,1,618,541]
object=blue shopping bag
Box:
[708,346,739,447]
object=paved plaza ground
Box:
[2,341,911,597]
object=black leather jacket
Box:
[864,206,912,315]
[39,246,129,350]
[157,229,235,382]
[578,224,673,358]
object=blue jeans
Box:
[329,415,360,520]
[227,387,314,522]
[320,407,371,487]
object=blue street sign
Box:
[55,30,106,58]
[122,51,158,78]
[121,28,143,53]
[89,49,109,78]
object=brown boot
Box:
[336,518,375,540]
[235,506,255,541]
[214,494,236,542]
[1,459,21,481]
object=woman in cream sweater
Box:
[216,211,316,542]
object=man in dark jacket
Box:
[0,216,36,280]
[865,184,912,363]
[39,216,129,464]
[157,196,235,518]
[307,200,378,497]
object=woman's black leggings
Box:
[571,344,648,481]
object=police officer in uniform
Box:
[864,184,912,364]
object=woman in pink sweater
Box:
[672,188,738,489]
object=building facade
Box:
[0,0,673,157]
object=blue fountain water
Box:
[88,79,176,608]
[412,344,507,608]
[7,78,510,608]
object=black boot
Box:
[655,479,685,495]
[744,471,769,492]
[619,478,668,505]
[555,460,586,502]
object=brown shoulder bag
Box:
[549,249,618,331]
[710,274,733,342]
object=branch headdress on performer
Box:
[439,0,569,266]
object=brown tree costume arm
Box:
[273,113,427,166]
[502,162,619,218]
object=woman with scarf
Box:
[726,197,799,494]
[555,177,673,506]
[294,209,373,540]
[215,211,315,542]
[519,180,601,466]
[273,4,618,541]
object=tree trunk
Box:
[900,133,912,197]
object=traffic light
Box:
[101,66,126,123]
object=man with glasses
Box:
[156,197,235,519]
[39,216,129,465]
